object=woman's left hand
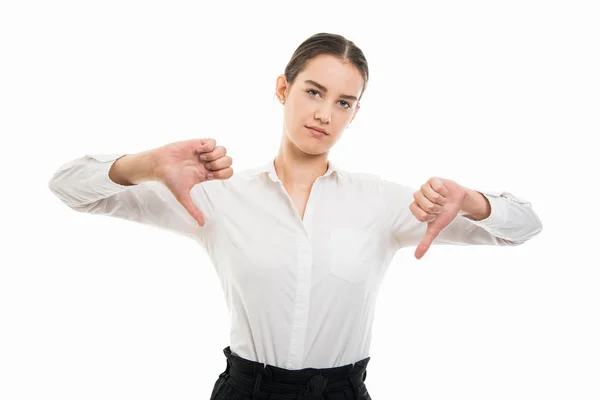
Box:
[409,177,467,260]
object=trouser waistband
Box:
[220,346,370,399]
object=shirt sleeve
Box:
[47,153,218,247]
[380,179,543,250]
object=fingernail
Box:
[200,155,207,161]
[207,173,214,179]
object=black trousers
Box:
[209,346,372,400]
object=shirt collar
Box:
[251,157,342,183]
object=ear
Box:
[275,74,288,100]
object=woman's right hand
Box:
[152,138,233,226]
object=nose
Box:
[314,104,332,124]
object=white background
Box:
[1,0,598,399]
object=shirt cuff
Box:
[460,190,509,232]
[84,153,132,197]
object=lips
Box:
[306,126,328,135]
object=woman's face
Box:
[276,54,363,156]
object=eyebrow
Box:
[304,79,358,102]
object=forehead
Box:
[297,54,363,97]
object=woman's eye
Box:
[307,89,352,109]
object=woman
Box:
[48,32,543,399]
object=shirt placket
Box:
[274,179,322,369]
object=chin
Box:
[293,138,330,156]
[303,148,329,156]
[283,128,332,154]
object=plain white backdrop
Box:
[1,0,598,399]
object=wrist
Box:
[109,150,160,185]
[460,188,491,221]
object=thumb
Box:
[415,223,441,260]
[175,189,205,227]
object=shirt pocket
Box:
[328,227,372,284]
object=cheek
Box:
[297,94,319,113]
[286,105,310,127]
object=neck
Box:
[274,137,329,187]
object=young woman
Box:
[48,32,543,399]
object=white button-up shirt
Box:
[48,153,543,369]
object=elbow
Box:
[47,175,58,194]
[524,215,544,242]
[505,209,544,246]
[535,216,544,235]
[48,179,92,213]
[47,178,63,204]
[504,220,543,246]
[48,174,68,203]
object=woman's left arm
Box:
[381,177,544,259]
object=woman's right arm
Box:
[47,150,217,245]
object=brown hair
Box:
[279,32,369,103]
